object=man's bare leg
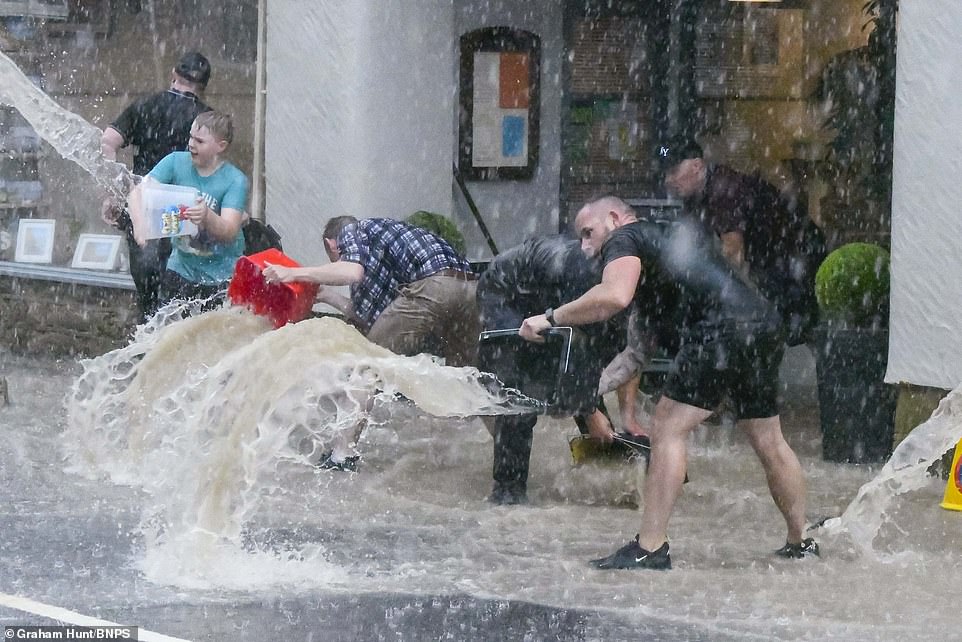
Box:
[739,416,808,543]
[616,374,648,436]
[637,397,712,552]
[585,407,616,442]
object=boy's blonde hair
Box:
[194,111,234,145]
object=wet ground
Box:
[0,346,958,641]
[0,351,728,641]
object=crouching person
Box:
[477,234,642,505]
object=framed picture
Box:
[458,27,541,181]
[71,233,122,270]
[14,218,55,264]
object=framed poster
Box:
[458,27,541,181]
[14,218,55,263]
[71,233,122,270]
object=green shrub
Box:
[405,211,467,256]
[815,242,890,325]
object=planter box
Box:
[814,325,896,463]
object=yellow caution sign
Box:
[940,439,962,512]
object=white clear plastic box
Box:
[141,183,200,239]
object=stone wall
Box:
[0,276,136,357]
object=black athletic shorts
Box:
[662,320,785,420]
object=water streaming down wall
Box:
[264,2,455,267]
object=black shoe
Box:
[590,536,671,570]
[774,537,820,559]
[613,432,651,461]
[316,451,359,473]
[487,483,527,505]
[616,432,651,449]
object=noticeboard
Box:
[458,27,541,181]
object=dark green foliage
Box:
[406,211,467,256]
[815,242,890,326]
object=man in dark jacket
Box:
[477,235,642,505]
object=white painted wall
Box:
[453,2,564,260]
[887,0,962,389]
[265,1,455,267]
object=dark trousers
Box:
[478,297,615,494]
[158,269,226,313]
[119,214,171,323]
[492,413,539,491]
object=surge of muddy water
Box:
[65,303,529,581]
[55,301,962,640]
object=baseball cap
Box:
[656,135,703,172]
[175,52,211,86]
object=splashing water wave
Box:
[821,385,962,557]
[65,305,534,587]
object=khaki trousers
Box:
[367,274,480,367]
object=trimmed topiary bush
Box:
[405,211,467,256]
[815,242,890,326]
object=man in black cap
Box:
[101,51,213,322]
[657,136,826,346]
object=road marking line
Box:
[0,592,191,642]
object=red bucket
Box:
[228,248,319,328]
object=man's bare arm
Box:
[262,260,364,286]
[720,230,750,281]
[101,127,124,161]
[519,256,641,341]
[100,127,127,225]
[316,287,359,323]
[555,256,641,325]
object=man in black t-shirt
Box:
[659,136,826,345]
[101,51,213,322]
[520,196,817,570]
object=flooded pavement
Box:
[0,323,959,641]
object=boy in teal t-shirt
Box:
[130,110,248,308]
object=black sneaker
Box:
[774,537,820,559]
[613,432,651,461]
[486,482,527,505]
[590,536,671,570]
[316,451,359,473]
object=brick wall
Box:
[0,276,136,357]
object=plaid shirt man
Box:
[336,218,472,329]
